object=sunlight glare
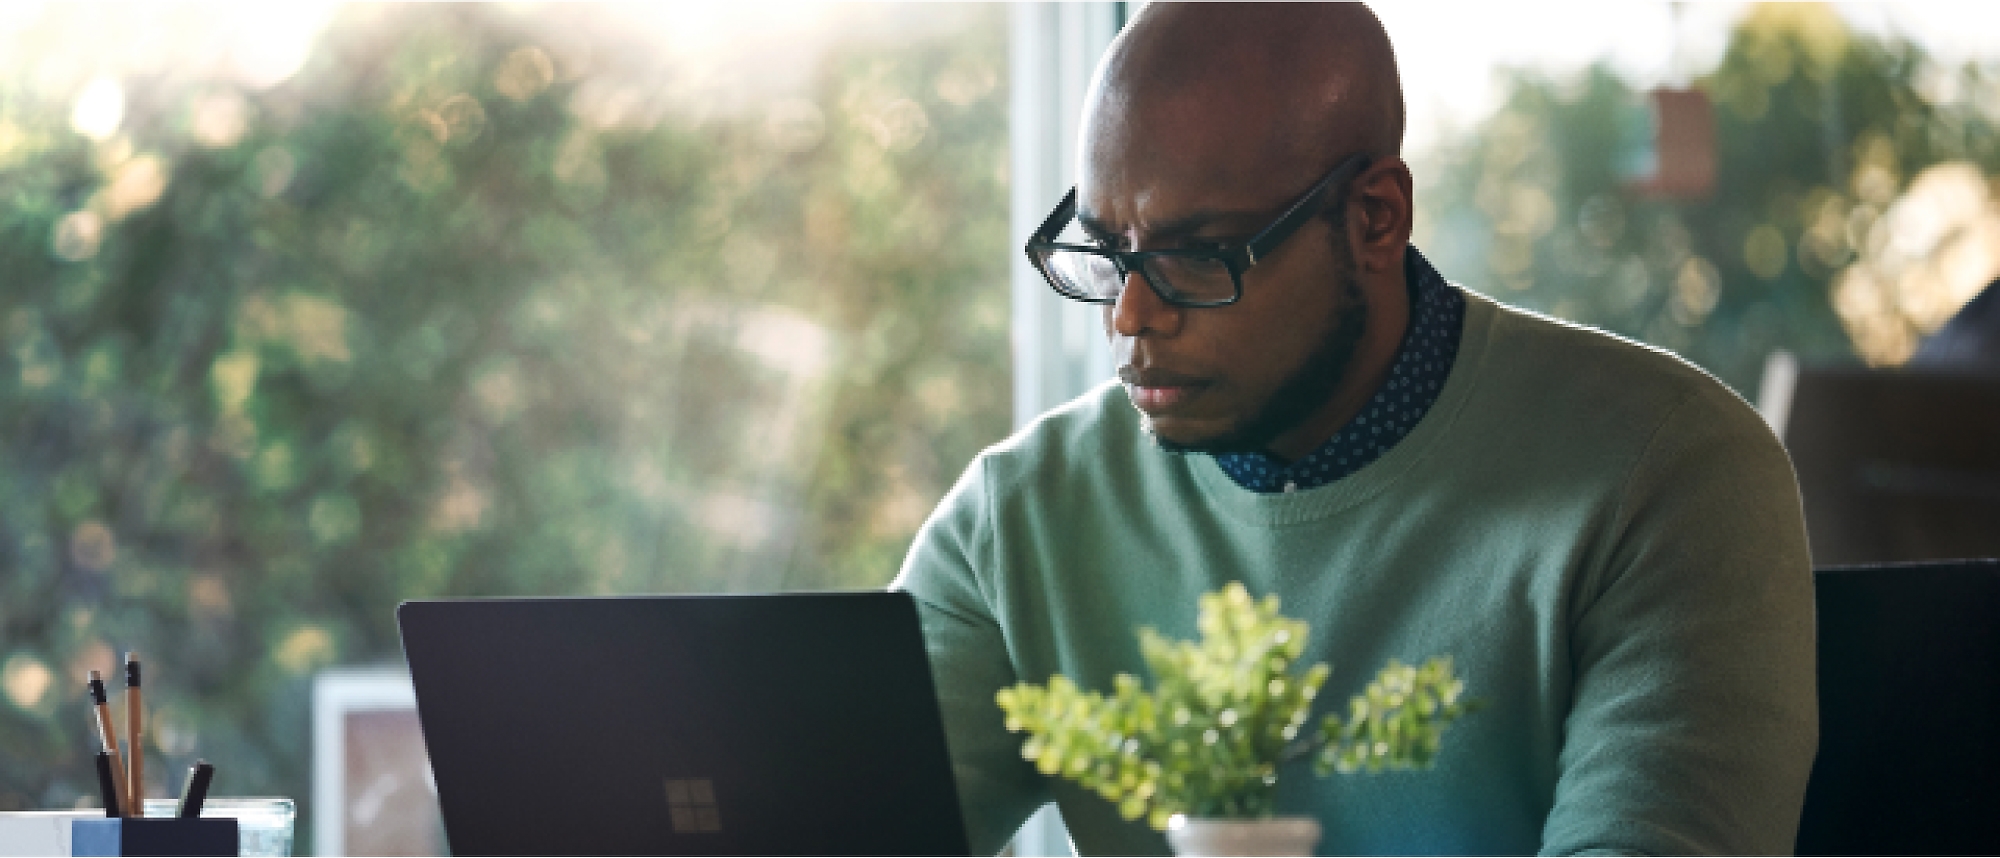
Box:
[227,2,334,90]
[70,76,123,140]
[3,2,337,96]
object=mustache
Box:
[1117,365,1207,387]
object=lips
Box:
[1118,365,1208,412]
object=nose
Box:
[1107,266,1183,339]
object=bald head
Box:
[1076,4,1419,461]
[1081,3,1404,211]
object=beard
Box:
[1146,243,1369,457]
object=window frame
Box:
[1005,4,1126,855]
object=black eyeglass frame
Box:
[1024,154,1372,308]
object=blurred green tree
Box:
[1417,3,2000,394]
[0,1,1008,844]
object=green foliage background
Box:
[1416,4,2000,394]
[0,2,1009,844]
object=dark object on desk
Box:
[398,591,969,856]
[70,817,238,857]
[1776,365,2000,565]
[1796,559,2000,855]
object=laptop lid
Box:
[397,591,968,856]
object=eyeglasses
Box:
[1025,154,1369,308]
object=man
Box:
[893,5,1816,855]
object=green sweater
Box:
[893,290,1817,856]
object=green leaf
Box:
[993,583,1481,827]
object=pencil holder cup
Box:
[70,817,239,857]
[141,798,295,857]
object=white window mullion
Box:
[1010,2,1123,431]
[1007,6,1123,856]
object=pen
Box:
[86,671,131,818]
[177,760,214,819]
[94,751,123,818]
[125,653,143,816]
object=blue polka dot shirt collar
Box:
[1213,246,1465,494]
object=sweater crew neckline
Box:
[1186,288,1499,526]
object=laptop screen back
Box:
[398,591,968,856]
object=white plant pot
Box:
[1165,815,1322,857]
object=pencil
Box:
[94,750,123,818]
[125,653,143,817]
[86,671,131,819]
[177,760,214,819]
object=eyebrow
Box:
[1076,206,1270,243]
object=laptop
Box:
[397,591,969,856]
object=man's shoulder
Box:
[1445,289,1784,484]
[1468,290,1760,424]
[974,380,1148,491]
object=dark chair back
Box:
[1796,559,2000,855]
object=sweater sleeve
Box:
[890,454,1049,856]
[1541,389,1819,856]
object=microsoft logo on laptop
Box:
[665,778,723,834]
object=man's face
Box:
[1081,144,1371,457]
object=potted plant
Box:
[995,583,1477,856]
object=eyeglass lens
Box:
[1041,248,1236,304]
[1045,250,1123,299]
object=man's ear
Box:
[1352,157,1414,274]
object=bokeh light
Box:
[1,655,54,712]
[1834,161,2000,364]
